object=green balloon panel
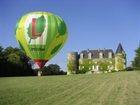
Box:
[16,12,68,61]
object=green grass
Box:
[0,71,140,105]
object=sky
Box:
[0,0,140,71]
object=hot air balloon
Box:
[15,12,68,76]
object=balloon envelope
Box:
[15,12,68,68]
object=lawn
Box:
[0,71,140,105]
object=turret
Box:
[67,52,78,75]
[115,43,126,71]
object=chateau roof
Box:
[80,49,114,58]
[116,43,125,54]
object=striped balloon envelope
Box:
[15,12,68,69]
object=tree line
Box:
[121,43,140,71]
[0,43,140,77]
[0,46,66,77]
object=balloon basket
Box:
[38,71,42,77]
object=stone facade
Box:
[67,43,126,74]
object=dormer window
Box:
[99,52,103,58]
[80,53,83,59]
[88,53,92,59]
[108,52,112,58]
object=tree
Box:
[42,64,66,75]
[0,46,4,61]
[132,45,140,70]
[0,46,35,76]
[7,53,20,64]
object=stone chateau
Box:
[67,43,126,74]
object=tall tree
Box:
[0,46,35,76]
[132,44,140,69]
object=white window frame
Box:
[88,53,92,59]
[80,53,83,59]
[108,52,112,58]
[99,52,103,58]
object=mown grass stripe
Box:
[0,71,140,105]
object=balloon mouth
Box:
[33,60,48,69]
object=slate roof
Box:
[116,43,125,54]
[80,49,114,59]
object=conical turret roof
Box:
[116,43,125,54]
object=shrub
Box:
[125,67,134,71]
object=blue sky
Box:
[0,0,140,70]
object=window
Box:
[99,52,103,58]
[80,53,83,59]
[96,65,99,70]
[92,65,95,70]
[108,52,112,58]
[88,53,92,59]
